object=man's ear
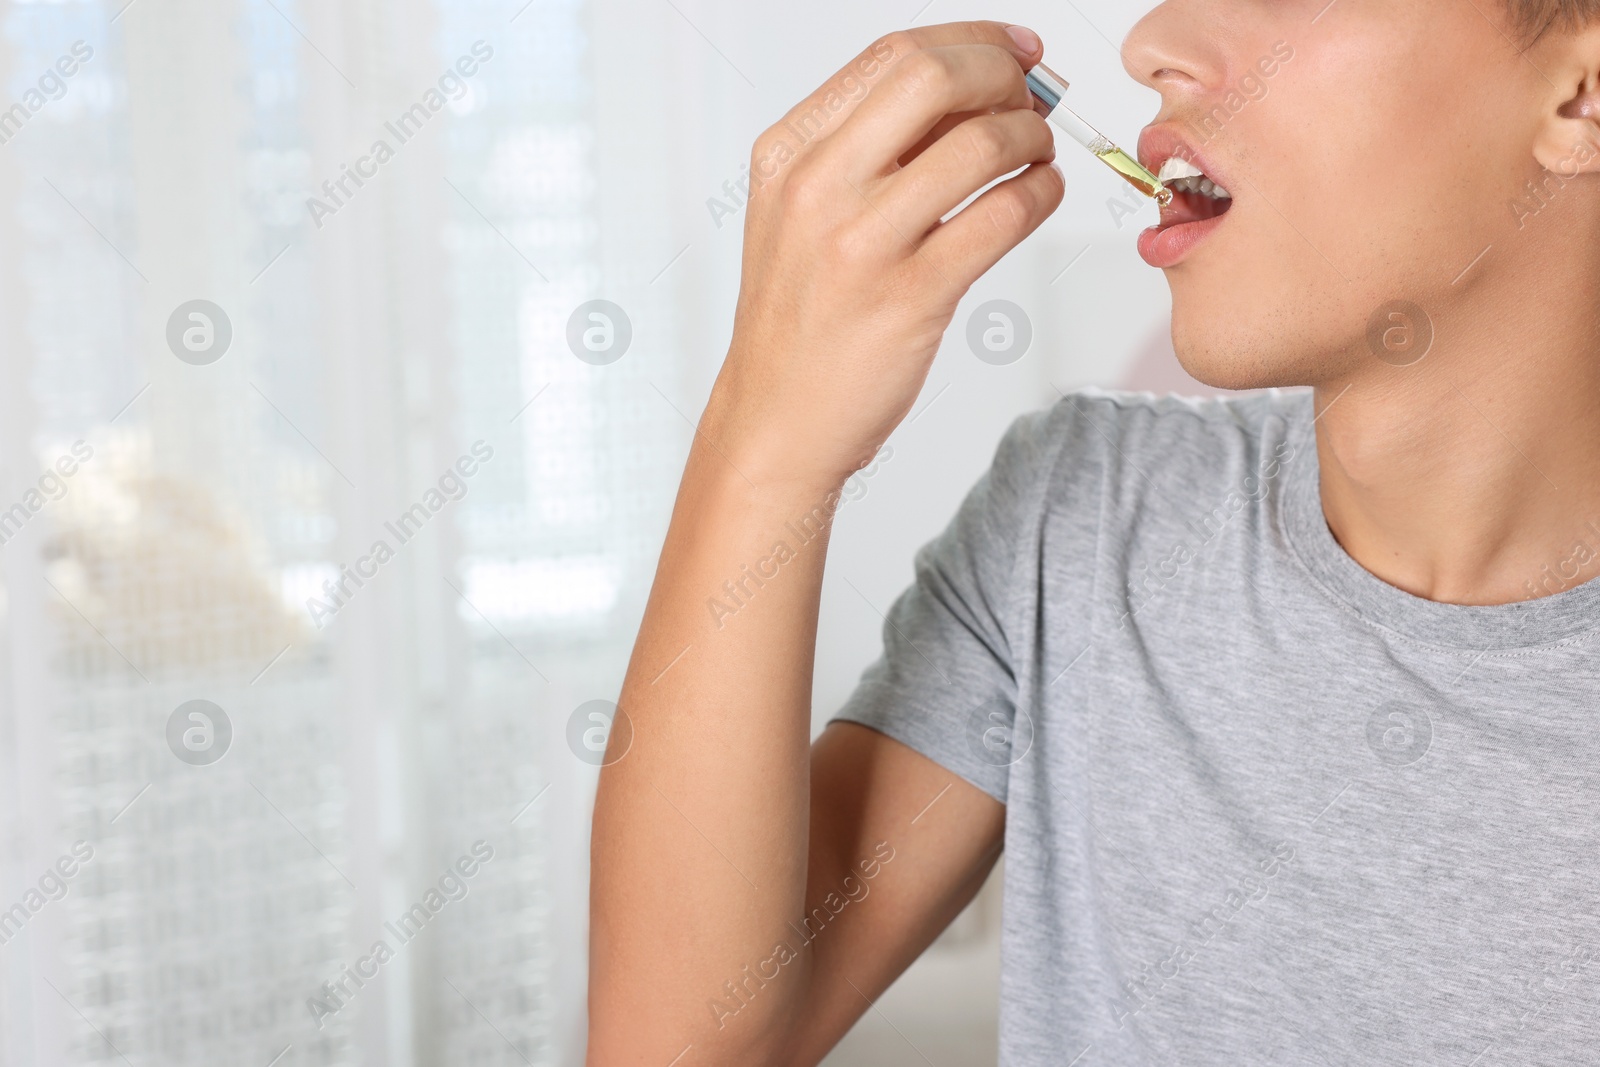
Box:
[1533,24,1600,176]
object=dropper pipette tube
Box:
[1024,62,1171,207]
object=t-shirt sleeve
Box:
[829,405,1063,804]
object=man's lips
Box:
[1134,126,1235,268]
[1137,207,1229,270]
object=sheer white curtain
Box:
[0,0,691,1063]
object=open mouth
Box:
[1156,157,1233,228]
[1135,135,1235,268]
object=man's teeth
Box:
[1165,175,1231,199]
[1155,157,1231,199]
[1157,157,1203,182]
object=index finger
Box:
[759,22,1041,164]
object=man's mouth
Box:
[1136,131,1235,269]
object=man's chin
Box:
[1172,326,1345,394]
[1171,343,1287,393]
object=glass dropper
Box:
[1024,63,1172,208]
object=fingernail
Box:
[1005,25,1041,55]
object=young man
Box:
[590,3,1600,1063]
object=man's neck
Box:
[1313,265,1600,606]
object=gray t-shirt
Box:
[833,387,1600,1066]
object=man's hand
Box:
[705,21,1062,492]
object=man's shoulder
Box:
[989,386,1312,529]
[1005,384,1308,473]
[1047,385,1308,441]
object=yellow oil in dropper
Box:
[1025,63,1171,208]
[1093,142,1173,207]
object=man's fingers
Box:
[755,22,1039,169]
[898,110,993,169]
[812,44,1036,182]
[882,109,1056,236]
[899,91,1054,168]
[920,161,1065,290]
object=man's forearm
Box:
[589,430,845,1061]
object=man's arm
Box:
[587,441,1005,1065]
[588,19,1058,1064]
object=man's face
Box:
[1123,0,1558,390]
